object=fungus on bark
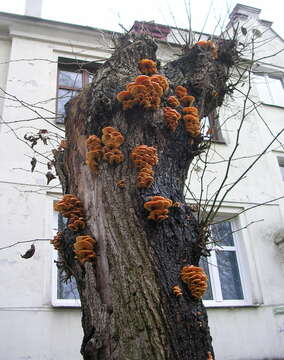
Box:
[144,196,173,221]
[167,95,180,108]
[138,58,158,75]
[116,61,169,111]
[196,40,218,59]
[163,106,182,132]
[54,194,86,232]
[180,265,208,298]
[51,231,63,250]
[74,235,96,264]
[85,135,103,173]
[172,285,183,297]
[131,145,158,188]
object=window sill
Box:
[51,299,81,308]
[204,302,260,309]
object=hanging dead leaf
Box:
[30,157,37,172]
[241,26,247,36]
[46,171,56,185]
[21,244,35,259]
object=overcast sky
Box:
[0,0,283,37]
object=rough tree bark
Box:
[55,34,237,360]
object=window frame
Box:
[254,73,284,108]
[51,198,81,308]
[202,216,252,307]
[55,57,98,124]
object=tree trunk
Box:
[56,34,236,360]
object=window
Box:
[56,57,98,124]
[277,158,284,181]
[254,74,284,107]
[202,111,224,142]
[201,219,250,306]
[52,205,80,307]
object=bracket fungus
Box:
[175,86,188,99]
[196,40,218,59]
[101,127,124,148]
[50,231,63,250]
[74,235,96,264]
[163,107,182,132]
[54,194,86,232]
[101,127,125,165]
[144,196,173,221]
[138,59,158,75]
[103,147,124,164]
[180,265,208,299]
[117,60,169,111]
[183,107,201,137]
[85,135,103,173]
[172,285,183,297]
[131,145,158,188]
[167,96,180,108]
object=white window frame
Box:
[51,198,81,307]
[203,215,252,307]
[254,73,284,108]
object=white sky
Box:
[0,0,284,37]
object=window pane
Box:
[254,75,272,104]
[57,213,80,300]
[57,89,79,122]
[268,78,284,107]
[57,268,80,300]
[216,251,244,300]
[59,70,82,88]
[88,73,93,84]
[211,221,234,246]
[200,257,213,300]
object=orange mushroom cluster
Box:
[54,194,85,232]
[86,135,103,173]
[180,265,208,299]
[175,86,195,106]
[196,40,218,59]
[138,59,157,75]
[172,285,183,297]
[74,235,96,264]
[163,107,181,132]
[50,231,63,250]
[144,196,172,221]
[183,107,201,137]
[167,96,180,108]
[117,71,169,111]
[131,145,158,188]
[102,127,124,165]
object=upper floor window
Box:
[200,218,250,306]
[56,57,98,124]
[254,74,284,107]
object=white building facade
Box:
[0,4,284,360]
